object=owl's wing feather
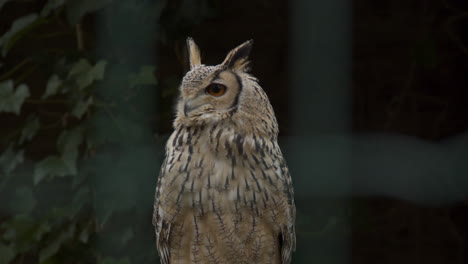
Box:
[278,156,296,264]
[156,221,171,264]
[153,158,171,264]
[280,223,296,264]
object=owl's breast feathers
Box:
[153,122,295,264]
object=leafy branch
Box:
[0,0,210,263]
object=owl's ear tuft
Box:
[222,39,253,72]
[187,37,201,69]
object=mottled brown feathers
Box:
[153,38,295,264]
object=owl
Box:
[153,38,295,264]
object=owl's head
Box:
[175,38,278,136]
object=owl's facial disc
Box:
[181,70,241,119]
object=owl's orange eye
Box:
[206,83,226,97]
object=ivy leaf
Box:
[72,97,93,118]
[34,156,70,184]
[68,59,92,78]
[57,127,83,155]
[58,127,83,174]
[9,187,36,215]
[68,59,92,90]
[42,75,62,99]
[0,81,30,114]
[0,146,24,174]
[61,150,78,176]
[34,127,83,184]
[41,0,66,17]
[0,243,15,264]
[0,13,39,57]
[129,65,157,88]
[93,60,107,80]
[76,72,94,90]
[68,59,107,90]
[19,115,40,144]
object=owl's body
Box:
[153,39,295,264]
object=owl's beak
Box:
[183,100,201,117]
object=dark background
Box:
[0,0,467,263]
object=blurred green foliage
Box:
[0,0,214,263]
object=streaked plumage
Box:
[153,38,295,264]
